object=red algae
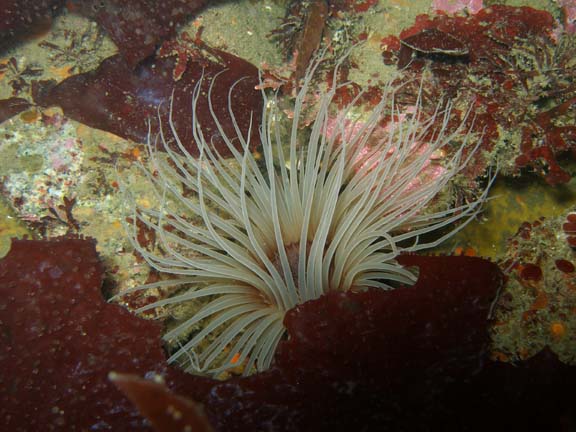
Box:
[346,0,379,13]
[0,240,504,431]
[0,97,31,123]
[296,1,329,80]
[120,348,576,432]
[117,256,575,431]
[382,6,576,184]
[555,259,575,273]
[564,214,576,249]
[70,0,210,67]
[493,213,576,367]
[34,47,262,157]
[2,238,575,430]
[0,0,64,35]
[520,263,543,281]
[191,255,504,431]
[268,0,329,89]
[111,255,506,431]
[328,0,378,13]
[0,1,210,68]
[517,221,533,240]
[110,373,214,432]
[0,237,205,431]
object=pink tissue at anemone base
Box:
[432,0,483,14]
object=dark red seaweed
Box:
[0,0,63,36]
[78,0,209,67]
[34,50,262,156]
[0,237,207,431]
[0,97,31,123]
[3,239,573,431]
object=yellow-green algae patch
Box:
[0,198,32,258]
[443,170,576,259]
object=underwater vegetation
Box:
[0,96,30,122]
[492,210,576,364]
[0,238,174,430]
[3,236,576,431]
[382,5,576,185]
[0,0,210,66]
[33,44,263,155]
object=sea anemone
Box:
[116,57,490,377]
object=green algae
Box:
[443,167,576,259]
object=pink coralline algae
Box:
[324,112,448,199]
[558,0,576,33]
[432,0,483,15]
[353,136,447,197]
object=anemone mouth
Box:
[114,55,492,377]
